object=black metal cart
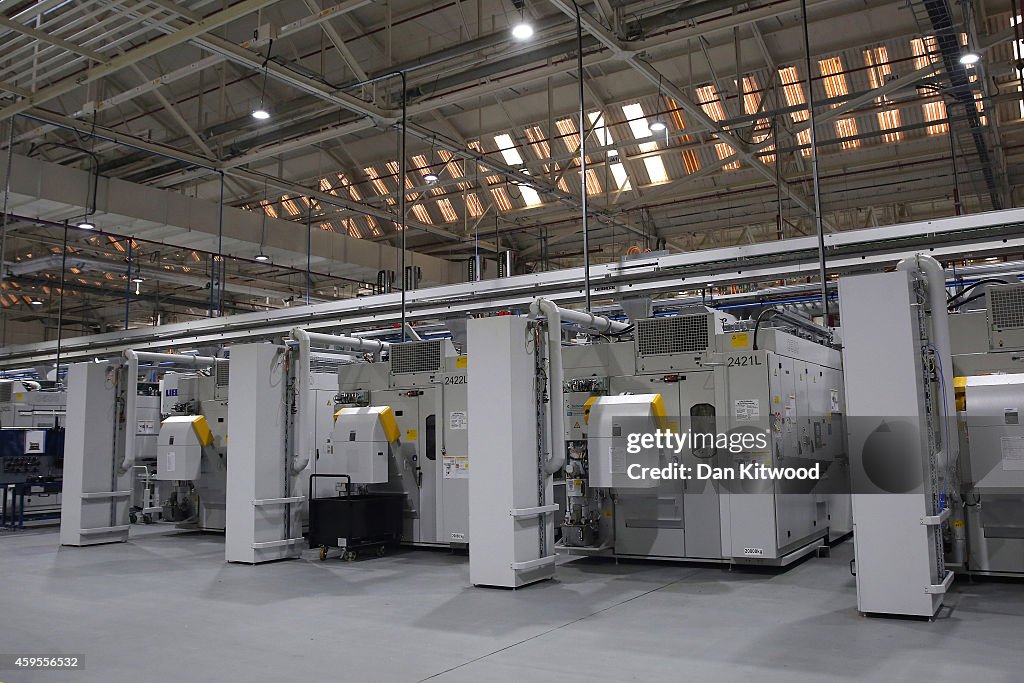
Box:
[308,473,405,561]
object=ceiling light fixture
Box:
[511,0,533,40]
[422,137,440,185]
[29,298,43,306]
[77,220,95,230]
[252,39,275,121]
[511,21,533,40]
[959,51,981,65]
[256,178,271,264]
[649,73,668,135]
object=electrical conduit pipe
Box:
[895,254,959,470]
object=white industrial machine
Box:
[557,306,849,565]
[464,298,848,588]
[327,407,401,484]
[840,255,956,617]
[156,368,229,531]
[948,281,1024,577]
[0,378,66,525]
[0,379,65,481]
[0,379,66,429]
[330,337,470,547]
[60,352,220,545]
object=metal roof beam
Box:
[0,0,283,124]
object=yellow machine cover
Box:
[334,406,401,443]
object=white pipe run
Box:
[290,328,390,475]
[552,306,631,334]
[120,351,219,474]
[896,254,959,471]
[527,299,561,474]
[528,298,628,474]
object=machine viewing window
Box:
[690,403,717,458]
[425,415,436,461]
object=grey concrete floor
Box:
[0,524,1022,683]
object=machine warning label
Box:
[743,547,765,557]
[730,332,750,348]
[829,389,840,413]
[443,455,469,479]
[1001,436,1024,471]
[165,452,175,473]
[449,411,468,430]
[734,399,760,421]
[450,532,466,542]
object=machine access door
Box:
[678,371,724,559]
[373,388,438,545]
[609,375,685,559]
[438,366,469,545]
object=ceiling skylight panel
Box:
[695,85,727,122]
[412,154,444,195]
[464,192,485,217]
[622,102,652,140]
[364,216,382,236]
[644,156,669,184]
[436,149,469,189]
[524,126,551,159]
[437,198,459,222]
[714,142,740,171]
[411,204,432,224]
[280,195,304,216]
[494,133,525,166]
[864,47,902,141]
[490,186,513,211]
[588,111,614,147]
[681,149,701,174]
[555,118,581,153]
[836,117,860,149]
[338,173,363,201]
[519,185,544,206]
[609,162,630,190]
[818,57,849,100]
[363,166,394,204]
[385,161,418,201]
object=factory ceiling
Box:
[0,0,1021,330]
